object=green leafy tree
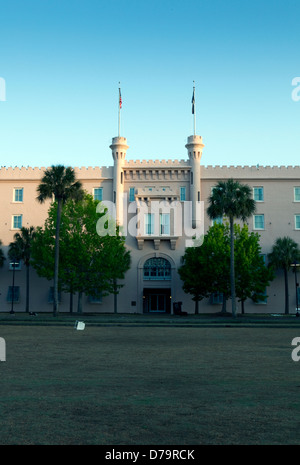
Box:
[201,223,231,312]
[30,226,55,281]
[8,226,36,313]
[234,224,274,313]
[178,245,211,314]
[179,224,230,314]
[36,165,84,316]
[206,223,273,313]
[207,179,256,317]
[58,194,131,313]
[268,237,300,314]
[179,223,273,314]
[31,193,131,313]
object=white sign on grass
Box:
[0,337,6,361]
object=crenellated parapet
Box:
[1,163,300,182]
[0,166,48,180]
[202,164,300,179]
[0,165,114,180]
[74,166,113,179]
[124,159,191,167]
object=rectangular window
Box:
[12,215,22,229]
[93,187,103,201]
[295,215,300,230]
[253,187,264,202]
[160,213,170,235]
[143,258,171,281]
[88,291,102,303]
[7,286,20,303]
[180,187,186,201]
[253,214,265,230]
[210,293,223,305]
[129,187,135,202]
[294,187,300,202]
[144,213,154,235]
[14,188,23,202]
[255,289,267,304]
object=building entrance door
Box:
[149,293,166,312]
[143,288,171,313]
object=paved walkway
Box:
[1,312,300,328]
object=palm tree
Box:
[0,240,5,268]
[268,237,300,314]
[8,226,36,313]
[207,179,256,317]
[37,165,84,316]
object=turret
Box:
[110,136,129,226]
[185,135,204,229]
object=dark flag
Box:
[191,88,195,114]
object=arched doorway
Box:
[141,256,173,313]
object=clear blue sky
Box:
[0,0,299,168]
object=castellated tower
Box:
[110,136,129,226]
[185,135,205,229]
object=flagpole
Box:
[193,81,196,136]
[118,83,121,137]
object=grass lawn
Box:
[0,319,300,445]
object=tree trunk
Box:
[77,292,83,313]
[26,263,30,313]
[284,267,289,314]
[195,299,199,314]
[241,300,245,314]
[114,280,118,313]
[221,295,227,313]
[114,293,118,313]
[230,217,237,317]
[53,199,62,317]
[69,291,73,313]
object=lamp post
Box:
[10,260,18,314]
[291,261,300,317]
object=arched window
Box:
[143,258,171,280]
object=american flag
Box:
[119,88,122,109]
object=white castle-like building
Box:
[1,130,300,314]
